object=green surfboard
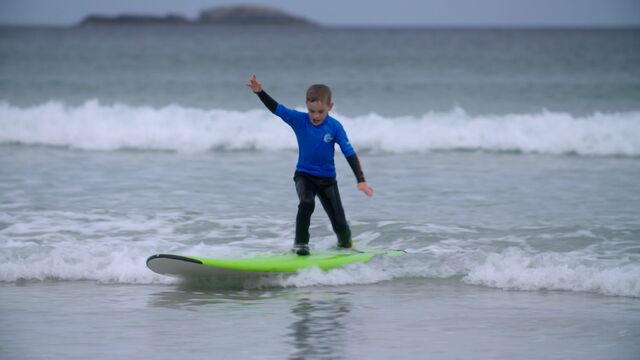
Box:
[147,249,405,278]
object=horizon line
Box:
[1,22,639,30]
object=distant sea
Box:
[1,26,639,360]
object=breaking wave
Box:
[1,211,638,297]
[1,100,639,156]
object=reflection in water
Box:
[148,287,277,309]
[147,284,353,359]
[288,293,351,360]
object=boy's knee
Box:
[298,198,315,213]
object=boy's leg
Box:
[294,174,317,246]
[317,180,352,248]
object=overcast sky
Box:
[1,0,639,27]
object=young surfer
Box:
[246,74,373,255]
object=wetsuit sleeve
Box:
[347,154,366,183]
[335,122,365,183]
[254,90,278,113]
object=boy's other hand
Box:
[246,74,263,93]
[357,182,374,197]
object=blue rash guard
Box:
[275,103,355,179]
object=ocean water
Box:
[1,26,640,359]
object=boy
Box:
[246,74,373,256]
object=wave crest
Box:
[1,100,639,156]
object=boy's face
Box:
[306,101,333,126]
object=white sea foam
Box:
[1,100,640,156]
[1,210,638,297]
[462,247,640,297]
[2,229,638,297]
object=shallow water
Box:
[1,146,639,294]
[2,280,639,360]
[1,26,639,359]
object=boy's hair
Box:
[306,84,332,104]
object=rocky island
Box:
[79,14,190,26]
[198,5,315,25]
[78,5,317,27]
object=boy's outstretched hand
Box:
[246,74,262,93]
[358,182,374,197]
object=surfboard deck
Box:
[147,249,405,278]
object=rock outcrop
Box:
[79,14,190,26]
[198,5,315,26]
[78,5,317,27]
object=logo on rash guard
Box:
[323,134,334,143]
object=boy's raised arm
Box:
[246,74,277,113]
